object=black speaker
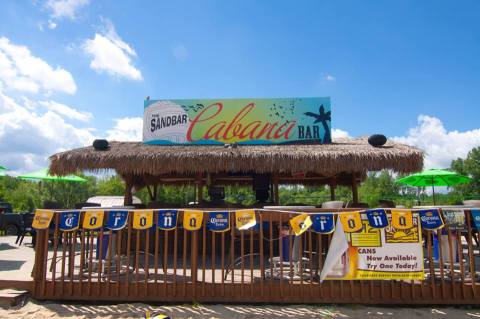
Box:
[368,134,387,147]
[93,139,110,150]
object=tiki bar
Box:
[29,97,480,304]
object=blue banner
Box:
[311,214,335,234]
[157,210,178,230]
[59,211,80,231]
[366,209,389,228]
[471,210,480,229]
[419,209,444,230]
[207,212,230,232]
[106,210,129,230]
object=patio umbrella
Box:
[396,168,472,205]
[0,165,7,170]
[17,168,87,183]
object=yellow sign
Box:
[289,214,312,236]
[82,210,104,230]
[183,210,203,230]
[350,221,381,247]
[339,211,363,233]
[133,210,153,230]
[235,209,256,230]
[391,210,413,230]
[32,210,54,229]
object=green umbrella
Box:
[0,165,7,170]
[17,168,87,183]
[396,168,472,205]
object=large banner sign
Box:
[322,213,424,280]
[143,97,331,145]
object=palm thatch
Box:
[49,137,423,178]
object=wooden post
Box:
[124,178,133,206]
[329,177,336,201]
[351,172,359,204]
[196,173,203,204]
[273,176,279,205]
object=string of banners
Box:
[31,207,480,234]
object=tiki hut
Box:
[49,137,423,207]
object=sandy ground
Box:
[2,299,480,319]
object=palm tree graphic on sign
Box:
[304,104,331,143]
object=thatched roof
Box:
[49,137,423,178]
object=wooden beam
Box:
[330,178,336,201]
[273,176,279,205]
[351,172,359,204]
[124,179,133,206]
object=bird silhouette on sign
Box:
[304,104,331,143]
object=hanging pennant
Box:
[289,214,312,236]
[157,210,178,230]
[311,214,335,234]
[59,211,80,231]
[391,210,413,230]
[207,212,230,232]
[83,210,104,230]
[365,209,389,229]
[106,210,129,230]
[235,209,257,230]
[419,209,444,230]
[339,211,363,233]
[471,210,480,229]
[32,210,54,229]
[183,210,203,231]
[133,210,153,230]
[442,209,465,230]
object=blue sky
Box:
[0,0,480,172]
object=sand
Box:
[2,299,480,319]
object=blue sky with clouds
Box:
[0,0,479,173]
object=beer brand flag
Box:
[419,209,444,230]
[183,210,203,231]
[59,211,80,231]
[157,210,178,230]
[235,209,257,230]
[83,210,104,230]
[207,212,230,232]
[32,210,54,229]
[133,210,153,230]
[391,210,413,230]
[106,210,129,230]
[472,210,480,229]
[339,211,363,233]
[289,214,312,236]
[311,214,335,234]
[365,209,389,229]
[442,209,465,230]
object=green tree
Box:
[451,147,480,199]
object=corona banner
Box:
[183,210,203,231]
[419,209,444,230]
[391,210,413,230]
[365,209,389,229]
[235,209,256,230]
[83,210,104,230]
[133,210,153,230]
[289,214,312,236]
[339,212,363,233]
[207,212,230,232]
[322,212,424,280]
[106,210,129,230]
[59,211,80,231]
[143,97,332,145]
[157,210,178,230]
[311,214,335,233]
[32,210,54,229]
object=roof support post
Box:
[124,178,133,206]
[330,177,337,201]
[273,176,279,205]
[351,172,359,204]
[196,173,203,204]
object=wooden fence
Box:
[31,209,480,304]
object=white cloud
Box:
[39,100,93,122]
[332,128,350,139]
[0,37,77,94]
[172,44,188,61]
[82,19,142,81]
[0,91,94,173]
[48,20,58,30]
[324,75,336,82]
[46,0,89,20]
[106,117,143,141]
[393,115,480,169]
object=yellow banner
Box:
[183,210,203,231]
[289,214,312,236]
[133,210,153,230]
[235,209,256,230]
[82,210,104,230]
[339,211,363,233]
[32,210,54,229]
[391,210,413,230]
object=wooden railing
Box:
[32,209,480,304]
